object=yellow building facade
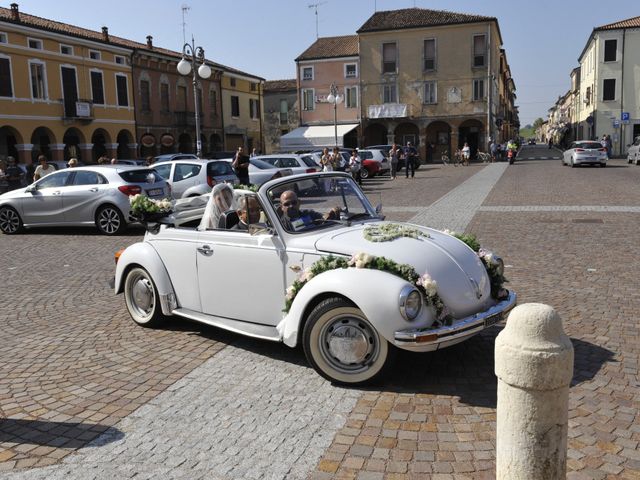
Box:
[0,4,136,165]
[221,71,264,153]
[358,8,516,160]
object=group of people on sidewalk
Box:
[0,155,80,193]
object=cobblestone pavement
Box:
[1,154,639,479]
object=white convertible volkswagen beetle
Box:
[114,172,516,385]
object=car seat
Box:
[217,210,239,229]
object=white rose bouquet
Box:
[130,194,173,221]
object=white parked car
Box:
[562,141,608,168]
[358,149,390,177]
[255,154,322,175]
[221,158,294,186]
[114,172,516,385]
[626,136,640,165]
[154,159,237,199]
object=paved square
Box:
[1,151,639,479]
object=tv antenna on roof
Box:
[308,1,327,40]
[181,4,190,44]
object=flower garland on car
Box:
[284,253,452,325]
[232,183,259,192]
[130,194,173,219]
[363,223,430,242]
[443,230,508,299]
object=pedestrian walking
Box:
[404,142,416,178]
[320,147,334,192]
[232,146,250,186]
[490,141,498,163]
[461,143,471,166]
[389,143,399,179]
[4,156,24,191]
[33,155,54,180]
[332,147,346,172]
[426,142,434,164]
[548,138,553,149]
[349,149,362,186]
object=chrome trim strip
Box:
[394,290,517,345]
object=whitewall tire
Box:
[124,267,166,327]
[303,297,392,385]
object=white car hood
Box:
[312,222,494,317]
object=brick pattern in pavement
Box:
[312,158,640,479]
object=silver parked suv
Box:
[153,159,238,199]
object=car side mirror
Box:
[26,184,37,193]
[375,203,383,215]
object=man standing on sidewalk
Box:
[404,142,417,178]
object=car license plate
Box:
[484,313,501,328]
[147,188,163,197]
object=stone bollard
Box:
[495,303,574,480]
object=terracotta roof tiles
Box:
[596,16,640,30]
[264,79,297,92]
[296,35,358,61]
[0,6,263,80]
[357,7,495,33]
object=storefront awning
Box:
[280,124,359,150]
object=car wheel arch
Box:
[279,268,412,348]
[115,243,176,316]
[295,291,355,347]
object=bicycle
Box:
[477,152,491,163]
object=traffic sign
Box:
[621,112,630,121]
[612,119,620,128]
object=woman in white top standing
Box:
[349,149,362,186]
[461,143,471,166]
[33,155,55,180]
[320,147,333,192]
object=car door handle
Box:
[52,191,62,196]
[88,187,99,192]
[197,245,213,256]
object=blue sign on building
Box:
[621,112,630,121]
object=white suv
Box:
[627,136,640,165]
[154,159,237,198]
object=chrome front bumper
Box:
[394,290,517,347]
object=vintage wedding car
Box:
[114,172,516,385]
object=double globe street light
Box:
[326,82,343,147]
[177,37,211,158]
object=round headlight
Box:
[399,286,422,321]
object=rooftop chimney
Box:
[10,3,19,21]
[101,26,109,42]
[146,35,153,49]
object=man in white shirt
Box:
[33,155,55,180]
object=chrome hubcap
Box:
[99,208,120,234]
[320,315,379,373]
[0,209,19,233]
[130,274,154,317]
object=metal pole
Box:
[192,69,201,157]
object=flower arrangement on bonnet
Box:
[284,253,452,326]
[130,194,173,220]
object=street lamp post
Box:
[326,82,343,147]
[177,37,212,158]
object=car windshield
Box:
[267,174,377,234]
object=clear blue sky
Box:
[9,0,639,126]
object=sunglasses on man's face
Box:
[282,201,296,207]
